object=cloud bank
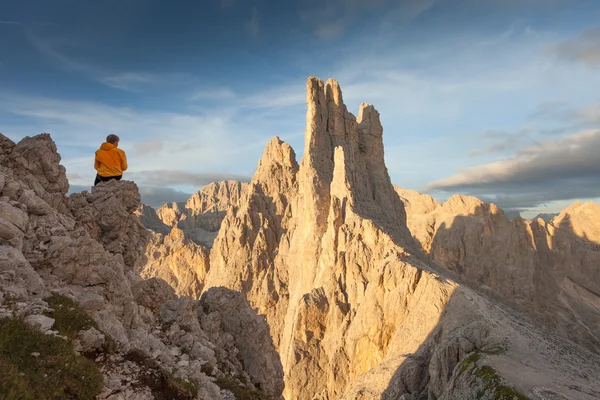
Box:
[426,130,600,209]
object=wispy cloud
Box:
[27,32,190,92]
[132,170,251,187]
[467,127,536,156]
[100,73,156,92]
[572,103,600,125]
[190,87,236,101]
[244,6,259,37]
[554,28,600,67]
[0,20,21,25]
[527,101,569,121]
[299,0,437,39]
[134,139,164,156]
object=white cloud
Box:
[100,73,155,92]
[131,170,250,187]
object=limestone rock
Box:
[132,277,177,314]
[24,314,55,332]
[0,132,271,399]
[135,181,250,299]
[396,187,600,353]
[201,287,285,397]
[134,204,170,235]
[0,245,45,298]
[75,327,106,353]
[138,228,209,298]
[0,133,69,212]
[5,82,600,400]
[203,77,600,400]
[155,180,248,241]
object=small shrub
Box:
[124,348,161,370]
[215,377,269,400]
[168,377,199,399]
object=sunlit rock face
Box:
[190,78,600,399]
[133,77,600,399]
[156,180,248,246]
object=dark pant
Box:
[94,174,122,186]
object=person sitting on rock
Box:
[94,134,128,186]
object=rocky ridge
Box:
[186,77,600,399]
[151,181,248,247]
[0,133,282,399]
[2,76,600,400]
[396,187,600,354]
[135,181,248,298]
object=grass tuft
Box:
[0,317,103,400]
[43,294,117,354]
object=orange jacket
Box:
[94,142,127,177]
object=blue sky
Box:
[1,0,600,216]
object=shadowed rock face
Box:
[396,187,600,353]
[201,78,600,400]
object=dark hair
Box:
[106,134,120,144]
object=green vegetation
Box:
[215,376,269,400]
[124,348,198,400]
[459,350,530,400]
[0,317,103,400]
[459,351,481,373]
[44,294,99,339]
[1,293,23,308]
[474,365,530,400]
[43,294,116,354]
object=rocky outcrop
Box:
[202,77,600,400]
[396,187,600,353]
[134,181,249,298]
[155,181,248,246]
[135,204,170,235]
[0,133,283,400]
[135,181,248,299]
[139,227,210,298]
[24,75,596,400]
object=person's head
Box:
[106,134,120,146]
